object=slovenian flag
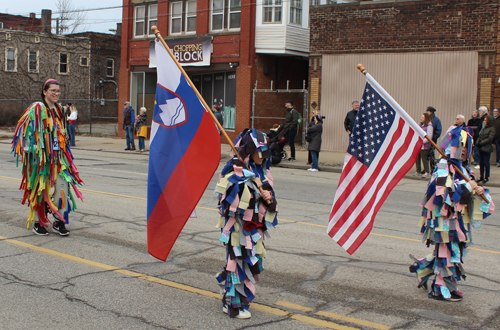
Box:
[147,39,221,261]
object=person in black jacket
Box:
[492,108,500,167]
[282,99,299,161]
[467,109,481,165]
[476,115,496,183]
[344,101,359,135]
[307,115,323,172]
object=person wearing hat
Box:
[425,106,442,171]
[215,128,278,319]
[409,125,494,302]
[282,99,299,161]
[11,79,84,236]
[123,101,136,150]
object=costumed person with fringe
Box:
[214,128,278,319]
[409,125,494,301]
[11,79,84,236]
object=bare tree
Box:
[55,0,87,34]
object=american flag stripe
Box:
[327,73,425,255]
[329,117,407,241]
[338,128,421,252]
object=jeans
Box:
[125,125,135,149]
[416,149,430,174]
[138,136,145,150]
[473,145,480,164]
[479,151,491,180]
[310,150,319,169]
[68,123,76,146]
[494,138,500,163]
[287,129,297,158]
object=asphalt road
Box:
[1,141,499,330]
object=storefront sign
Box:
[149,37,212,67]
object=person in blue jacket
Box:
[123,101,136,150]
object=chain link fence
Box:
[0,98,119,137]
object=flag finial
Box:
[357,64,366,75]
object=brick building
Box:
[0,10,121,128]
[119,0,310,142]
[0,11,46,32]
[309,0,500,151]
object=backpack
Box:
[294,109,303,126]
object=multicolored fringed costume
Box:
[214,129,278,318]
[11,102,84,229]
[410,126,494,301]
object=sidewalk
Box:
[1,128,499,187]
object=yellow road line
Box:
[1,175,499,255]
[291,314,360,330]
[0,235,359,327]
[276,301,314,312]
[316,311,391,330]
[277,301,391,330]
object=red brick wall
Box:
[0,13,41,32]
[310,0,498,54]
[310,0,500,110]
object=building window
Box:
[106,58,114,77]
[0,22,4,29]
[171,0,197,35]
[290,0,302,25]
[211,0,240,31]
[80,56,88,66]
[28,50,38,73]
[148,4,158,35]
[34,36,40,43]
[62,40,67,46]
[263,0,282,23]
[6,32,11,40]
[59,53,68,74]
[135,4,159,37]
[5,47,17,72]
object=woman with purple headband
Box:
[11,79,84,236]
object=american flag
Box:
[327,73,425,255]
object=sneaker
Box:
[32,223,49,236]
[235,308,251,319]
[125,147,131,150]
[130,147,136,151]
[310,169,319,172]
[429,294,446,301]
[445,292,463,302]
[287,157,295,162]
[421,173,429,178]
[222,304,228,314]
[52,220,70,236]
[497,162,500,167]
[474,165,480,169]
[412,172,420,176]
[307,168,313,171]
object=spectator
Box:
[123,101,136,151]
[344,101,359,136]
[282,99,299,162]
[306,115,324,172]
[467,110,481,165]
[425,106,442,171]
[414,113,433,177]
[492,108,500,167]
[135,107,148,152]
[476,115,496,184]
[213,104,224,134]
[67,105,78,147]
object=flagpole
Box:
[357,64,489,203]
[151,26,242,160]
[152,26,272,202]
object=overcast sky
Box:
[3,1,123,34]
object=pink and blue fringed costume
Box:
[409,126,494,301]
[214,128,278,318]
